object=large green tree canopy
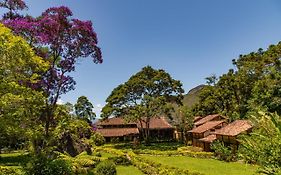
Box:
[194,43,281,120]
[0,23,48,150]
[101,66,184,142]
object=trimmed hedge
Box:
[132,147,213,159]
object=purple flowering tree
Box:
[0,0,27,19]
[1,1,102,136]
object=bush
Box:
[24,154,73,175]
[91,132,105,146]
[211,140,236,162]
[108,155,131,165]
[95,160,116,175]
[0,166,22,175]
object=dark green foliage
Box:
[24,154,73,175]
[193,42,281,120]
[210,140,237,162]
[0,153,30,166]
[75,96,96,123]
[0,166,21,175]
[239,112,281,174]
[174,106,194,144]
[95,160,117,175]
[102,66,184,143]
[108,155,131,165]
[91,132,105,146]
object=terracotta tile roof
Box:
[138,117,173,129]
[215,120,253,136]
[96,117,173,129]
[96,117,136,126]
[96,128,139,137]
[189,120,225,134]
[199,134,217,143]
[194,116,203,122]
[194,114,225,126]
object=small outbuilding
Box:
[188,120,226,150]
[215,120,253,150]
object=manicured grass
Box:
[142,155,258,175]
[117,165,144,175]
[100,151,116,158]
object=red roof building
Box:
[194,114,226,127]
[95,117,175,142]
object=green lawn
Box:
[142,155,258,175]
[117,165,144,175]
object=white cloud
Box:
[93,103,103,113]
[57,99,64,105]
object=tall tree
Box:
[175,105,194,144]
[1,1,102,136]
[74,96,96,123]
[193,43,281,120]
[101,66,184,143]
[0,23,47,151]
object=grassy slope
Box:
[142,155,258,175]
[117,165,144,175]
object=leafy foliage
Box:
[210,140,237,162]
[194,43,281,120]
[1,0,102,138]
[102,66,184,143]
[0,166,23,175]
[174,106,194,144]
[24,154,73,175]
[75,96,96,123]
[0,23,47,151]
[239,112,281,174]
[91,132,105,146]
[58,152,101,174]
[95,160,117,175]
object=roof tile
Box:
[189,120,225,134]
[215,120,253,136]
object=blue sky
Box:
[4,0,281,116]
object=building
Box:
[188,120,227,151]
[95,117,138,142]
[95,117,175,142]
[194,114,226,127]
[188,114,253,152]
[215,120,253,150]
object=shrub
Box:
[211,140,236,162]
[108,155,131,165]
[0,166,22,175]
[91,132,105,146]
[24,154,73,175]
[239,112,281,174]
[58,151,101,174]
[95,160,116,175]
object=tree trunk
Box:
[144,118,150,145]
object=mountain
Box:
[182,84,206,108]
